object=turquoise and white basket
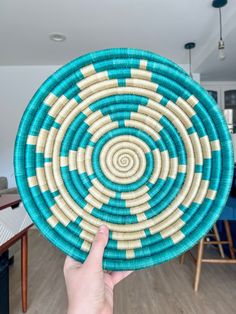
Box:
[14,48,234,270]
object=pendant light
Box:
[212,0,227,61]
[184,42,196,78]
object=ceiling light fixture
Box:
[49,33,66,42]
[184,42,196,78]
[212,0,227,61]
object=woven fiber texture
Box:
[14,48,233,270]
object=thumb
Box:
[85,225,109,271]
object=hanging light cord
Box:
[219,8,223,40]
[189,48,192,77]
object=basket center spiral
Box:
[100,136,147,184]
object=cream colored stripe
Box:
[77,71,109,90]
[130,111,163,135]
[83,203,94,214]
[176,97,196,117]
[80,229,94,242]
[136,213,147,222]
[39,183,49,193]
[112,230,146,241]
[48,95,68,118]
[137,105,162,121]
[149,148,161,184]
[69,150,77,171]
[178,164,187,173]
[126,194,151,208]
[54,195,78,221]
[79,220,97,234]
[187,95,199,107]
[27,135,38,145]
[85,145,94,176]
[117,239,142,250]
[189,132,203,165]
[139,59,148,69]
[47,215,58,228]
[200,136,212,159]
[166,100,193,129]
[36,129,48,153]
[85,194,102,209]
[92,178,116,198]
[90,121,118,143]
[81,241,91,252]
[206,189,217,200]
[43,164,57,192]
[85,110,103,126]
[169,157,178,179]
[79,79,118,100]
[211,139,221,151]
[36,167,47,187]
[125,119,160,141]
[80,64,96,77]
[194,180,210,204]
[131,69,152,81]
[55,98,78,124]
[44,93,58,107]
[126,250,135,259]
[83,107,93,117]
[171,230,185,244]
[44,127,58,158]
[182,173,202,207]
[125,78,158,92]
[77,147,85,174]
[88,115,112,134]
[150,209,184,235]
[50,204,70,226]
[88,186,110,204]
[159,151,169,180]
[160,219,185,239]
[27,176,38,187]
[121,186,149,200]
[130,202,151,215]
[60,156,68,167]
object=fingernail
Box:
[99,225,108,234]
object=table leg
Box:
[21,232,28,313]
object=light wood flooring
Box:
[9,230,236,314]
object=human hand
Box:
[64,225,132,314]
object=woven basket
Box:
[14,48,234,270]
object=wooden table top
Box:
[0,194,21,210]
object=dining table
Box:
[0,194,33,314]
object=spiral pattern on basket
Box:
[14,48,233,270]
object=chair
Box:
[180,195,236,292]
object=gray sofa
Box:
[0,177,18,195]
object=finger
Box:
[64,255,82,273]
[110,271,133,285]
[85,225,109,270]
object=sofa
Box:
[0,177,18,195]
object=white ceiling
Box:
[0,0,236,80]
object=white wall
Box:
[0,64,198,188]
[0,65,59,187]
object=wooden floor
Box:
[10,229,236,314]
